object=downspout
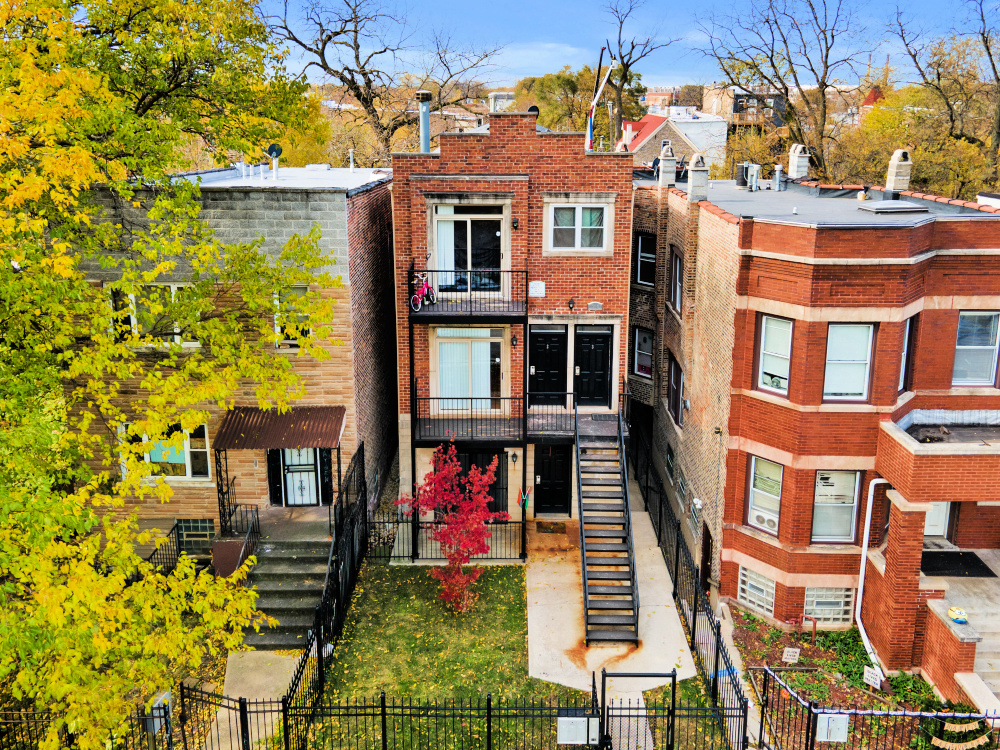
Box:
[856,478,889,674]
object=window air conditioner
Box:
[752,509,779,532]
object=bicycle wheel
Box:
[410,294,422,313]
[426,287,436,305]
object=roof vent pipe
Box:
[773,163,783,191]
[416,90,433,154]
[349,148,355,173]
[658,142,676,188]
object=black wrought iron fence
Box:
[750,666,1000,750]
[145,522,181,575]
[233,506,260,579]
[367,512,525,561]
[407,268,528,316]
[413,397,525,442]
[0,705,173,750]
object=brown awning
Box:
[213,406,346,451]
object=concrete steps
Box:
[247,540,330,650]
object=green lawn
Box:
[325,562,588,702]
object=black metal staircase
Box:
[575,403,640,643]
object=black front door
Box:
[574,327,612,407]
[529,326,568,406]
[457,450,508,516]
[534,444,571,514]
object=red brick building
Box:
[631,149,1000,705]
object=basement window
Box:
[738,566,776,617]
[804,587,854,624]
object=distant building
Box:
[703,85,786,128]
[641,87,679,113]
[488,91,516,113]
[617,109,728,171]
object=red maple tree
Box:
[398,441,508,612]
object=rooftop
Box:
[634,177,1000,227]
[178,165,392,193]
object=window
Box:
[823,324,874,400]
[122,423,210,479]
[635,234,656,285]
[110,284,200,346]
[804,587,854,624]
[738,566,776,616]
[758,316,792,395]
[899,316,914,392]
[437,328,503,409]
[667,351,684,425]
[634,328,653,378]
[748,456,782,534]
[275,285,310,349]
[665,444,675,480]
[433,205,503,292]
[953,312,999,386]
[811,470,860,542]
[550,205,606,251]
[669,250,683,313]
[677,468,688,504]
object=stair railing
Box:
[617,402,641,636]
[573,395,591,624]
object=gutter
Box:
[856,478,889,680]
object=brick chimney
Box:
[885,149,912,192]
[658,142,676,188]
[788,144,810,179]
[688,152,708,202]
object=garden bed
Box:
[730,607,943,710]
[324,562,586,702]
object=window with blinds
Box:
[811,470,860,543]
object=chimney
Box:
[885,149,912,192]
[788,144,810,179]
[688,152,708,202]
[658,142,676,188]
[416,89,432,153]
[623,123,634,146]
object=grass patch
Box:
[326,562,587,703]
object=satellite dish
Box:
[527,105,539,115]
[267,144,283,158]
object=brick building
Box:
[630,148,1000,704]
[86,166,397,545]
[392,111,645,641]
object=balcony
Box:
[407,269,527,321]
[412,393,577,444]
[876,410,1000,505]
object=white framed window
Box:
[804,587,854,624]
[823,324,874,400]
[811,470,860,543]
[758,316,792,395]
[635,234,656,285]
[748,456,782,534]
[738,566,776,616]
[952,312,999,386]
[436,328,504,410]
[121,423,210,480]
[550,205,606,251]
[109,284,200,347]
[634,328,653,378]
[275,285,310,349]
[899,317,913,392]
[669,250,683,313]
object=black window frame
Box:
[634,233,656,286]
[667,351,684,426]
[669,249,683,314]
[633,327,654,379]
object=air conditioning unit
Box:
[752,509,779,532]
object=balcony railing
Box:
[414,397,525,442]
[408,268,527,318]
[527,392,576,434]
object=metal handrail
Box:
[234,506,260,584]
[573,396,591,623]
[617,404,641,635]
[407,268,528,315]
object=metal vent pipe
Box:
[416,90,432,153]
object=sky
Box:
[323,0,966,88]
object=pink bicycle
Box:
[410,272,437,312]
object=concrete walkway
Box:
[525,513,697,701]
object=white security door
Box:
[924,502,950,537]
[283,448,319,506]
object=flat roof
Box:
[178,165,392,193]
[636,178,1000,227]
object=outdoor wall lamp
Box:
[511,334,518,347]
[512,217,519,229]
[511,453,517,467]
[568,298,575,310]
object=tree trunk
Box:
[614,81,625,146]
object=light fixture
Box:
[568,298,575,310]
[512,217,519,229]
[511,453,518,466]
[511,334,518,347]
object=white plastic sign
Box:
[556,717,600,745]
[781,647,800,664]
[864,665,884,689]
[528,281,546,298]
[815,714,850,743]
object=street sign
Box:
[781,647,800,664]
[864,665,884,690]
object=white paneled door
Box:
[924,502,950,537]
[283,448,320,506]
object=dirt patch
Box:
[537,521,567,534]
[564,638,640,671]
[565,638,589,670]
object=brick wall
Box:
[921,603,978,703]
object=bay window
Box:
[758,315,792,395]
[823,324,874,400]
[437,328,503,410]
[748,456,782,534]
[811,470,860,543]
[952,312,999,386]
[899,316,914,392]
